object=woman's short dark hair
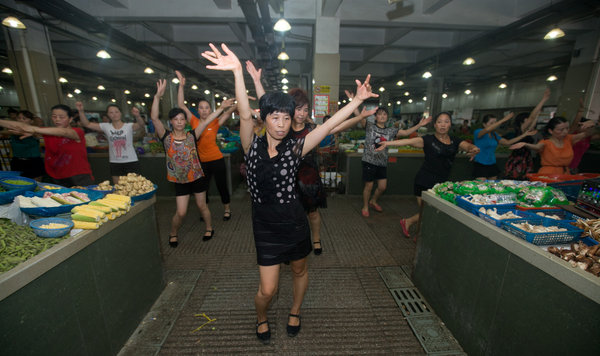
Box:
[375,106,388,116]
[259,92,295,121]
[434,111,452,123]
[288,88,309,108]
[106,104,120,112]
[51,104,73,117]
[545,116,568,135]
[198,97,211,108]
[482,114,496,124]
[168,108,187,120]
[513,112,529,133]
[18,110,34,120]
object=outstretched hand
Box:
[354,74,378,101]
[466,146,480,161]
[221,98,235,109]
[509,142,526,150]
[344,89,355,101]
[75,101,84,111]
[418,116,432,127]
[505,112,515,120]
[202,43,241,71]
[245,61,262,82]
[155,79,167,98]
[361,107,377,118]
[175,70,186,86]
[581,120,597,130]
[374,141,387,152]
[525,129,537,137]
[542,88,551,101]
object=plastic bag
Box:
[548,187,569,205]
[517,187,552,207]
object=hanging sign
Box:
[313,94,329,118]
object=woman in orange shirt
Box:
[510,116,596,174]
[176,71,237,222]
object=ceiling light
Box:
[273,18,291,32]
[215,93,220,98]
[172,78,179,84]
[408,99,413,103]
[97,85,105,90]
[342,100,346,103]
[191,103,196,107]
[96,50,111,59]
[396,80,404,86]
[124,89,130,94]
[92,96,98,101]
[544,27,565,40]
[337,101,341,105]
[0,86,3,90]
[58,77,68,83]
[74,88,81,94]
[422,71,432,79]
[283,90,288,93]
[499,83,507,89]
[404,91,410,96]
[144,93,150,98]
[387,102,391,106]
[191,85,198,90]
[546,75,558,82]
[312,79,315,85]
[423,96,427,101]
[141,102,146,106]
[464,89,472,95]
[277,50,289,61]
[144,67,154,74]
[2,16,26,29]
[67,93,73,98]
[223,97,227,100]
[379,87,385,92]
[442,93,448,98]
[127,100,132,104]
[282,85,289,90]
[111,98,116,103]
[2,67,13,74]
[462,57,476,65]
[396,100,400,105]
[281,68,288,74]
[204,89,210,95]
[282,78,289,84]
[184,100,188,104]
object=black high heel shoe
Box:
[223,211,232,221]
[287,314,301,337]
[256,320,271,344]
[313,241,322,255]
[202,229,214,241]
[168,235,178,248]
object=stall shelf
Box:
[0,197,163,356]
[413,191,600,355]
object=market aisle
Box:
[118,191,456,355]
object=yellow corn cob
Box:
[98,199,129,212]
[105,194,132,204]
[72,206,106,219]
[87,202,113,213]
[71,213,100,222]
[72,220,99,230]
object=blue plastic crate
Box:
[501,218,583,245]
[522,209,578,223]
[456,195,516,215]
[477,208,531,227]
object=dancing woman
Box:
[202,43,378,344]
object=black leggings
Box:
[201,158,230,204]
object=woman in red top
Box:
[0,104,93,187]
[176,71,237,221]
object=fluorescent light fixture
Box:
[184,100,188,104]
[408,99,413,103]
[379,87,385,92]
[462,57,476,65]
[464,89,472,95]
[273,18,291,32]
[96,50,111,59]
[215,93,220,98]
[404,91,410,96]
[144,93,150,98]
[97,85,105,90]
[223,97,227,100]
[422,71,432,79]
[124,89,130,94]
[283,90,288,93]
[281,78,289,84]
[423,96,427,101]
[2,67,13,74]
[111,98,116,103]
[396,101,401,105]
[127,100,132,104]
[191,103,196,107]
[74,88,81,94]
[544,28,565,40]
[337,101,341,105]
[277,51,289,61]
[442,93,448,98]
[281,68,288,74]
[172,78,179,84]
[67,93,74,98]
[499,83,507,89]
[204,89,210,95]
[387,102,391,106]
[282,85,289,90]
[342,100,346,103]
[141,102,146,106]
[2,16,26,29]
[396,80,404,86]
[92,96,98,101]
[144,67,154,74]
[191,85,198,90]
[58,77,68,83]
[546,75,558,82]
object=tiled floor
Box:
[118,190,463,355]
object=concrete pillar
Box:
[426,77,444,117]
[556,31,600,120]
[313,16,340,123]
[3,21,62,121]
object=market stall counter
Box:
[413,191,600,355]
[0,197,163,356]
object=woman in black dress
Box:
[202,43,378,344]
[376,112,479,239]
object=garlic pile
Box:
[114,173,155,197]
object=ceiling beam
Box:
[213,0,232,9]
[350,28,411,71]
[228,23,255,58]
[322,0,343,17]
[101,0,128,8]
[423,0,452,14]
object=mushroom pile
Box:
[572,218,600,242]
[548,242,600,276]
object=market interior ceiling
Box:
[0,0,599,106]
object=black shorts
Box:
[10,157,45,179]
[174,177,208,196]
[362,161,387,182]
[413,182,432,197]
[110,161,141,177]
[473,161,501,179]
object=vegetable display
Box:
[70,194,132,229]
[547,241,600,276]
[114,173,155,197]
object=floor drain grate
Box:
[401,264,413,279]
[377,266,413,288]
[406,314,465,355]
[390,287,433,317]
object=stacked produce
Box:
[478,207,521,220]
[17,191,91,208]
[0,218,66,273]
[114,173,154,197]
[510,222,567,233]
[70,194,131,229]
[93,180,114,191]
[573,218,600,242]
[547,242,600,276]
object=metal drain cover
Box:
[377,266,414,288]
[390,287,433,316]
[401,264,413,279]
[406,314,465,355]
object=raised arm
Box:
[344,89,362,117]
[75,101,102,132]
[245,60,265,100]
[375,137,424,151]
[330,107,377,134]
[499,129,537,146]
[397,116,432,138]
[303,74,378,156]
[175,70,195,122]
[193,102,226,138]
[571,120,598,144]
[203,43,253,154]
[217,99,236,126]
[459,140,481,161]
[477,112,514,139]
[0,119,80,141]
[151,79,168,139]
[130,106,146,131]
[570,98,586,133]
[523,88,550,132]
[509,141,544,152]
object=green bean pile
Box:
[0,218,67,273]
